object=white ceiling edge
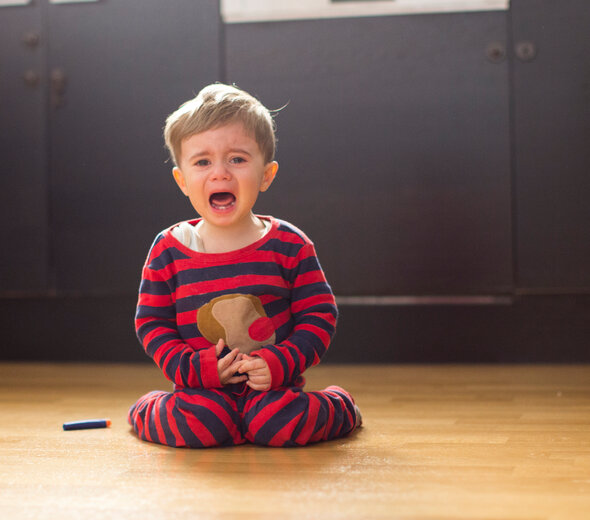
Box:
[221,0,509,24]
[0,0,30,6]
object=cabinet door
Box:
[0,3,49,293]
[226,12,512,295]
[512,0,590,291]
[46,0,221,293]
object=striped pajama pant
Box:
[128,384,358,448]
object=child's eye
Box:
[195,159,210,167]
[230,156,246,164]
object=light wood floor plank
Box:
[0,363,589,519]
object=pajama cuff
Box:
[199,346,222,388]
[252,348,285,389]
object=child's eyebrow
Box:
[187,150,209,161]
[187,148,253,161]
[228,148,253,157]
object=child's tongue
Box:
[210,192,235,208]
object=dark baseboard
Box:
[330,294,590,363]
[2,294,589,363]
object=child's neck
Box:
[196,214,266,254]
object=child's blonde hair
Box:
[164,83,277,167]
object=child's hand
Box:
[215,339,248,386]
[238,355,271,391]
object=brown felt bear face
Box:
[196,294,276,354]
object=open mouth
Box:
[209,192,236,211]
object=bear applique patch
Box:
[196,294,276,354]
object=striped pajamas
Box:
[129,385,357,448]
[128,216,358,447]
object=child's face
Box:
[173,121,278,230]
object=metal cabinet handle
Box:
[515,41,537,62]
[486,42,506,64]
[22,31,41,49]
[23,69,41,88]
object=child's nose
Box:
[210,162,231,181]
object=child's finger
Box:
[243,369,264,380]
[238,357,263,373]
[246,379,270,391]
[226,374,248,384]
[221,367,246,382]
[215,338,225,357]
[247,371,269,382]
[218,348,240,369]
[221,355,251,382]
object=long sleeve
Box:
[252,241,338,388]
[135,235,221,389]
[134,218,338,391]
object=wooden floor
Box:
[0,363,589,520]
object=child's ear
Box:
[260,161,279,192]
[172,167,189,196]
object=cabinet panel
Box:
[226,12,512,295]
[46,0,221,293]
[512,0,590,290]
[0,4,49,293]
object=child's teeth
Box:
[213,201,235,210]
[210,193,236,210]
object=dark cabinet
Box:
[511,0,590,292]
[2,1,590,363]
[1,0,221,295]
[226,12,513,295]
[0,5,48,293]
[2,1,589,303]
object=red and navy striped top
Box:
[135,216,338,390]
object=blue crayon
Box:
[63,419,111,431]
